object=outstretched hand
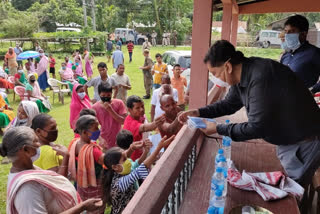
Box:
[158,135,175,149]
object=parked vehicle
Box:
[162,50,191,84]
[114,28,147,44]
[257,30,281,48]
[56,27,81,33]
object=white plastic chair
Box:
[47,78,70,104]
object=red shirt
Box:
[123,115,144,161]
[127,43,134,53]
[49,57,56,68]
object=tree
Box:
[11,0,37,11]
[1,12,39,37]
[28,0,83,31]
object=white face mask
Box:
[18,70,24,74]
[31,147,41,163]
[78,92,86,100]
[211,75,230,88]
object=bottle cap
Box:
[219,156,226,162]
[215,189,223,197]
[216,167,223,173]
[225,119,230,124]
[207,207,215,214]
[218,149,224,154]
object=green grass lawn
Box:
[0,45,282,212]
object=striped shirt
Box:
[110,164,149,214]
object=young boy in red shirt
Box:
[123,95,165,161]
[49,53,56,79]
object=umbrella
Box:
[17,51,40,60]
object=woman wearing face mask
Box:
[31,113,70,177]
[7,101,39,129]
[75,57,84,77]
[70,84,92,131]
[35,49,50,91]
[25,73,51,113]
[1,126,103,214]
[68,115,106,213]
[60,62,77,91]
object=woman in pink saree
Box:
[70,84,92,130]
[83,49,94,78]
[1,126,103,214]
[35,49,50,91]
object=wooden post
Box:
[221,2,232,41]
[189,0,213,109]
[231,13,239,46]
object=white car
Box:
[257,30,282,48]
[114,28,147,44]
[162,51,191,85]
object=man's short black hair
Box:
[98,82,112,94]
[116,130,134,149]
[126,95,143,109]
[155,53,162,58]
[97,62,107,69]
[173,64,181,69]
[284,15,309,32]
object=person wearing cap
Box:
[139,49,153,99]
[112,45,124,70]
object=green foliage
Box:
[11,0,37,11]
[0,12,39,38]
[28,0,83,30]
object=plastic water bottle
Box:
[216,156,228,197]
[215,149,224,165]
[217,156,228,178]
[222,120,232,160]
[222,136,231,160]
[211,167,225,192]
[207,189,225,214]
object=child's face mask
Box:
[119,159,131,175]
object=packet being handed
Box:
[187,116,216,129]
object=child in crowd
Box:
[123,95,165,161]
[116,129,153,172]
[92,83,127,151]
[49,53,56,79]
[68,115,106,214]
[103,135,175,214]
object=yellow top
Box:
[34,145,63,170]
[153,63,168,84]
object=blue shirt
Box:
[116,40,122,47]
[112,50,124,69]
[280,42,320,88]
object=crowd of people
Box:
[0,14,319,214]
[0,33,188,213]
